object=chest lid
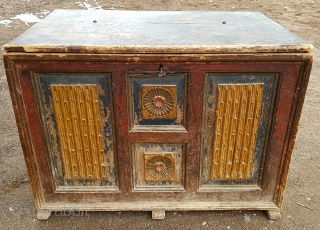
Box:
[4,10,313,54]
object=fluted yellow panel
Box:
[51,85,106,180]
[211,84,263,180]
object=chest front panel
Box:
[3,10,313,220]
[7,58,306,208]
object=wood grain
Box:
[3,10,314,54]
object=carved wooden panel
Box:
[35,74,118,190]
[128,73,188,131]
[132,144,184,191]
[144,154,175,181]
[211,84,263,180]
[201,73,277,187]
[141,86,177,119]
[4,52,312,219]
[51,85,106,180]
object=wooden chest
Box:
[3,10,313,220]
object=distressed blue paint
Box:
[38,73,116,187]
[131,74,186,126]
[203,73,276,186]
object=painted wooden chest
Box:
[3,10,313,220]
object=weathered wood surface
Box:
[3,53,312,220]
[4,10,313,54]
[2,10,313,220]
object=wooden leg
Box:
[152,210,165,219]
[37,209,51,220]
[266,210,281,220]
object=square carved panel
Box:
[128,73,188,131]
[132,144,185,191]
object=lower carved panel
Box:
[132,144,185,191]
[144,154,175,182]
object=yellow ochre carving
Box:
[141,86,177,119]
[211,84,263,180]
[144,154,175,181]
[51,85,106,180]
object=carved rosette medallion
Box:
[144,155,175,181]
[141,86,177,119]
